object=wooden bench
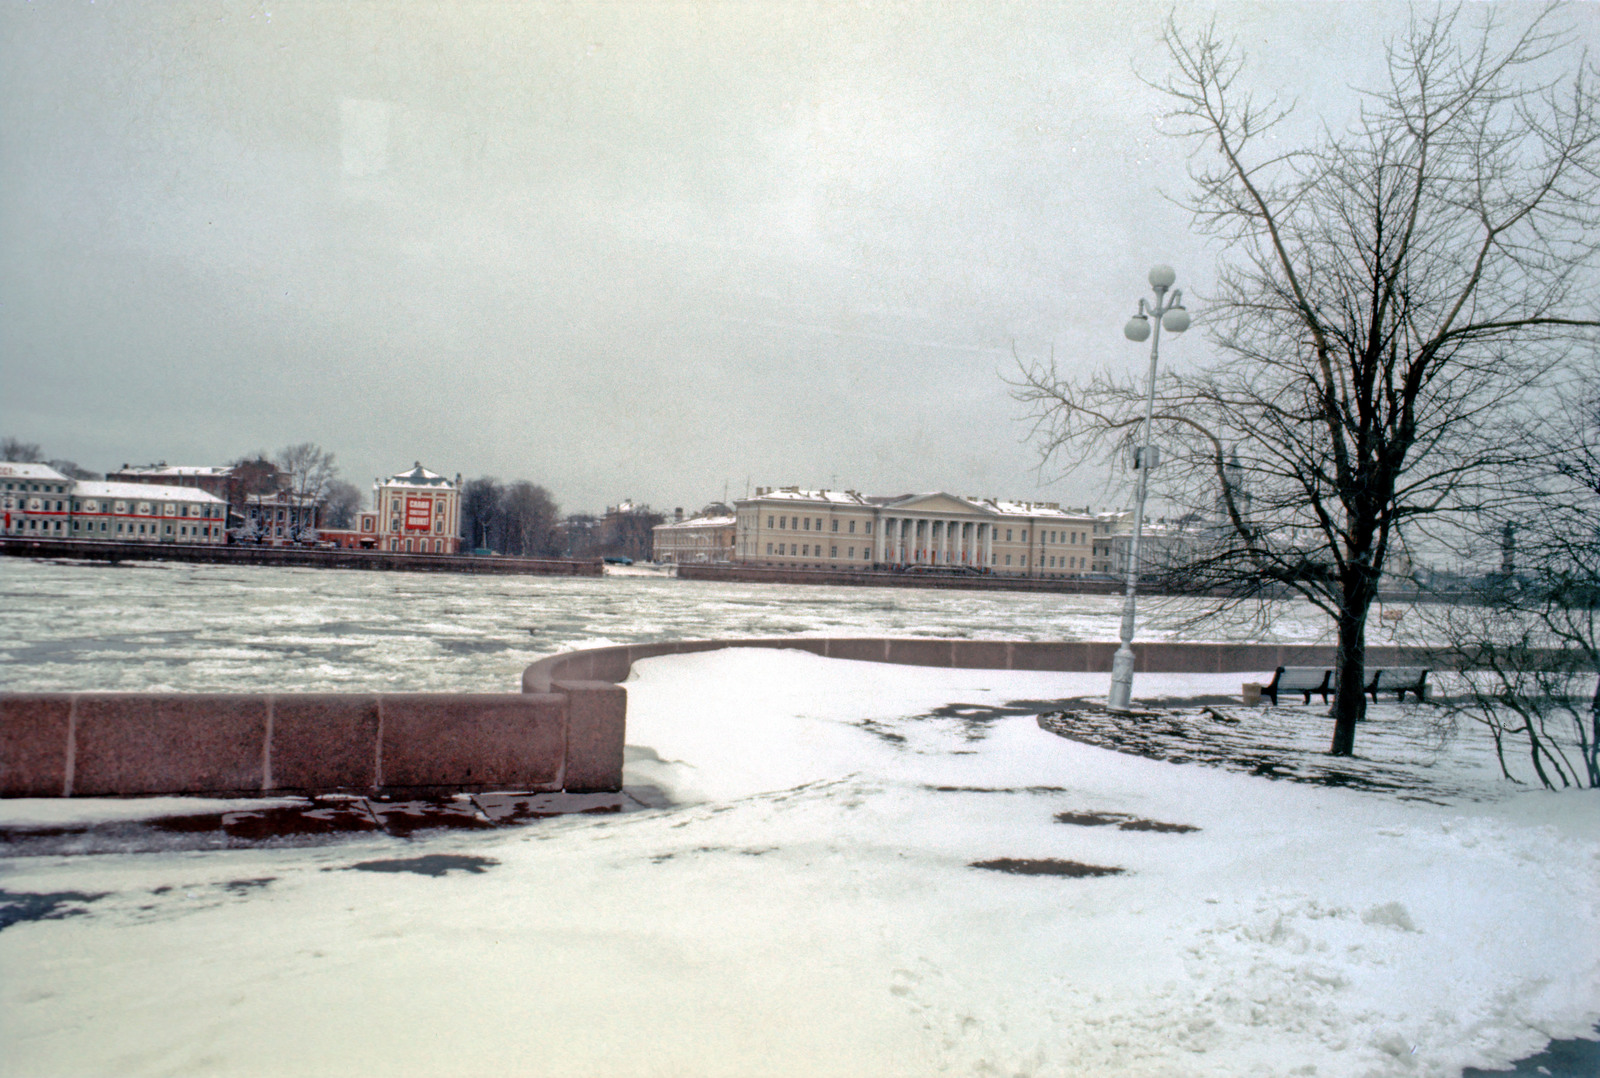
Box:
[1365,667,1429,703]
[1262,666,1333,705]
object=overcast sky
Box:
[3,2,1593,515]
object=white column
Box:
[983,522,993,566]
[878,518,889,564]
[941,520,951,563]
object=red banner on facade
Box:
[405,497,432,531]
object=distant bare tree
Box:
[600,502,665,561]
[48,459,100,480]
[502,481,561,557]
[1428,377,1600,789]
[273,443,339,535]
[1013,7,1600,756]
[461,477,504,552]
[1,438,43,462]
[321,479,363,530]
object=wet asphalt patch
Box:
[1054,810,1200,833]
[0,888,108,931]
[0,790,655,858]
[347,854,499,877]
[970,858,1125,878]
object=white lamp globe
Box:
[1124,314,1152,342]
[1148,264,1177,289]
[1161,305,1190,333]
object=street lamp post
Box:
[1107,264,1189,713]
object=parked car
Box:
[603,555,634,566]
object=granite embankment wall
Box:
[676,563,1128,593]
[0,537,602,576]
[1,684,625,798]
[9,637,1577,800]
[522,637,1462,690]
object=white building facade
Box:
[733,487,1108,577]
[70,481,228,543]
[1,462,74,538]
[652,513,736,563]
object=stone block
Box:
[950,641,1013,671]
[72,694,267,796]
[554,680,626,792]
[378,694,565,791]
[268,695,380,792]
[821,638,892,663]
[0,694,72,797]
[883,638,957,668]
[1210,644,1276,676]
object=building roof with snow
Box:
[73,481,226,504]
[0,462,71,484]
[113,464,232,478]
[743,487,877,506]
[380,463,454,489]
[653,514,736,532]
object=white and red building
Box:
[69,481,228,543]
[322,464,460,554]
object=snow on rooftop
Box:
[73,480,225,503]
[114,465,230,477]
[741,487,874,505]
[0,461,70,482]
[654,515,735,530]
[381,462,452,487]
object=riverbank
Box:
[0,537,600,576]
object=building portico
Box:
[737,487,1099,578]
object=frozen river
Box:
[0,558,1339,693]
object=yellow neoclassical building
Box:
[732,487,1111,578]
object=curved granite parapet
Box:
[0,638,1494,800]
[521,637,1456,693]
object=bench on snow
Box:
[1262,666,1333,705]
[1365,667,1429,703]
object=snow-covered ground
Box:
[3,648,1597,1077]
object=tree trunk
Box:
[1329,600,1370,756]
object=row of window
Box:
[767,543,873,559]
[73,520,221,538]
[754,518,1097,546]
[3,518,221,539]
[750,542,1108,575]
[2,481,69,494]
[389,537,449,553]
[79,502,222,518]
[764,514,872,535]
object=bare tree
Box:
[1014,7,1600,755]
[1,438,43,462]
[273,443,339,537]
[321,479,363,530]
[461,477,504,552]
[502,481,561,557]
[1428,376,1600,789]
